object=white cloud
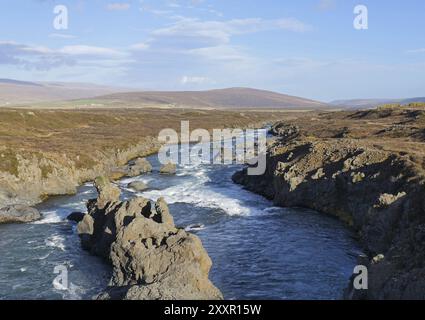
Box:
[406,48,425,54]
[181,75,211,85]
[49,33,77,39]
[123,15,312,89]
[130,43,150,51]
[145,16,311,54]
[152,17,311,42]
[106,3,131,11]
[59,45,127,58]
[0,42,128,71]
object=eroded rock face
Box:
[233,128,425,300]
[0,205,41,224]
[77,176,222,300]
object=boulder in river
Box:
[66,211,86,223]
[77,176,222,300]
[127,181,148,192]
[160,162,177,175]
[0,205,41,224]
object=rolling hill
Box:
[0,79,329,110]
[96,87,329,110]
[0,79,130,106]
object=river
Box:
[0,136,361,300]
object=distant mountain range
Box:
[0,79,130,106]
[330,97,425,108]
[1,78,423,110]
[0,79,329,110]
[97,87,329,110]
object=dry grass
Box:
[282,103,425,170]
[0,107,289,175]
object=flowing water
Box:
[0,138,362,300]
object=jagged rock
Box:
[77,178,222,300]
[77,214,94,250]
[154,197,174,227]
[160,162,177,175]
[67,211,85,223]
[351,172,365,183]
[312,168,325,180]
[375,192,407,208]
[127,181,148,191]
[94,176,121,209]
[372,254,385,264]
[269,122,299,140]
[0,205,41,224]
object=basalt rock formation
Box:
[0,204,41,224]
[233,107,425,300]
[77,176,223,300]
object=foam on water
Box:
[185,224,206,232]
[45,234,66,251]
[139,165,266,216]
[53,281,85,300]
[119,176,155,185]
[34,210,62,224]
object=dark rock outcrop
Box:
[0,205,41,224]
[67,211,86,223]
[77,176,222,300]
[269,122,299,140]
[233,129,425,300]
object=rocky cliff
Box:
[233,112,425,299]
[0,137,160,207]
[77,176,223,300]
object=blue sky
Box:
[0,0,424,101]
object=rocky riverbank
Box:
[233,105,425,299]
[0,136,161,207]
[76,176,223,300]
